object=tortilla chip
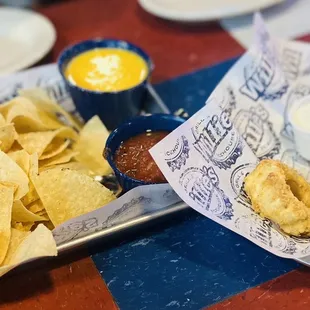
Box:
[39,139,70,160]
[0,151,29,200]
[11,221,34,232]
[8,150,30,174]
[21,183,39,206]
[36,210,47,216]
[19,88,82,131]
[29,152,39,175]
[0,124,16,152]
[39,161,93,175]
[74,116,112,176]
[10,224,56,263]
[35,210,46,216]
[27,200,45,214]
[0,186,14,264]
[0,98,18,118]
[8,141,23,153]
[5,97,49,133]
[17,127,78,157]
[2,229,30,266]
[5,95,64,131]
[32,168,116,226]
[0,181,18,192]
[40,149,78,168]
[0,224,57,276]
[12,200,47,222]
[42,221,54,230]
[21,153,39,206]
[35,210,49,220]
[0,113,6,126]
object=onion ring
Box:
[244,159,310,237]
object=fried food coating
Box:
[244,159,310,236]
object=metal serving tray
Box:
[2,65,310,269]
[54,83,310,267]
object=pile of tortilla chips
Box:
[0,88,116,276]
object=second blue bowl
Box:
[104,114,185,192]
[58,39,154,130]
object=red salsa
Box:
[114,131,169,183]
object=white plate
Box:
[138,0,284,22]
[0,7,56,76]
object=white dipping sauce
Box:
[292,103,310,131]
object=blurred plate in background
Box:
[138,0,284,22]
[0,7,56,76]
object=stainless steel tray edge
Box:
[56,199,310,268]
[57,201,310,267]
[295,256,310,267]
[57,201,189,254]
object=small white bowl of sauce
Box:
[289,95,310,161]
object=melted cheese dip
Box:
[65,48,148,92]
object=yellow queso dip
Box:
[65,48,149,92]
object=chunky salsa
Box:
[114,131,169,183]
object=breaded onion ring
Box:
[244,159,310,237]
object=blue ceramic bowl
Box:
[57,39,154,130]
[104,114,185,192]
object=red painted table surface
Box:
[1,0,310,309]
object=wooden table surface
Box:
[2,1,310,309]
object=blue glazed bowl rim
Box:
[57,38,154,95]
[105,113,185,187]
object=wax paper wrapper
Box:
[0,64,181,252]
[151,13,310,259]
